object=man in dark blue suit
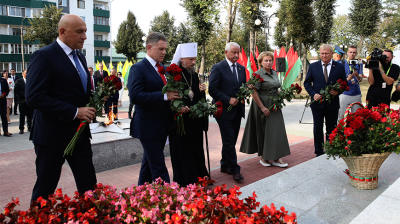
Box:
[304,44,347,157]
[128,32,181,185]
[209,42,246,181]
[0,76,10,136]
[26,14,97,201]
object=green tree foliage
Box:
[365,17,397,52]
[202,22,226,71]
[314,0,336,45]
[329,14,360,48]
[273,19,287,48]
[176,21,193,44]
[383,0,400,44]
[349,0,382,52]
[24,5,62,48]
[149,11,177,63]
[113,11,144,62]
[286,0,315,78]
[181,0,221,74]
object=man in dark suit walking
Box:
[10,68,20,115]
[26,14,97,201]
[14,69,33,134]
[128,32,180,185]
[0,76,10,136]
[209,42,246,181]
[304,44,347,157]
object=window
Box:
[25,8,31,17]
[78,0,85,9]
[94,16,109,26]
[81,16,85,21]
[12,28,22,36]
[0,5,7,16]
[4,44,8,53]
[78,49,86,56]
[95,50,102,57]
[58,0,67,6]
[10,6,16,16]
[94,34,102,41]
[0,44,2,53]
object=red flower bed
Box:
[0,178,296,224]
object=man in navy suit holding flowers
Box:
[128,32,181,185]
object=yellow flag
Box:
[122,60,128,78]
[102,60,109,74]
[95,60,99,70]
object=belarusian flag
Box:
[282,56,302,89]
[246,56,253,81]
[250,52,257,75]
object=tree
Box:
[349,0,382,52]
[24,5,62,48]
[225,0,241,43]
[113,11,144,62]
[286,0,315,81]
[149,11,177,63]
[329,14,359,49]
[273,19,287,48]
[176,21,193,44]
[365,17,398,53]
[203,22,226,71]
[383,0,400,44]
[314,0,336,46]
[181,0,220,74]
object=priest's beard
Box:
[180,60,196,75]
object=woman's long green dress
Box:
[239,68,291,160]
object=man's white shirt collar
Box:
[321,59,333,66]
[146,54,157,68]
[56,38,74,55]
[226,57,235,66]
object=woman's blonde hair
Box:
[257,51,274,68]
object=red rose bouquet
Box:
[161,63,189,135]
[64,75,122,156]
[189,99,223,118]
[227,74,264,112]
[325,103,400,159]
[306,79,349,107]
[261,83,302,119]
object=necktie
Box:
[323,63,329,83]
[232,63,238,84]
[91,76,94,91]
[71,50,87,93]
[155,62,167,85]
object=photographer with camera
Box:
[366,49,399,108]
[339,45,364,118]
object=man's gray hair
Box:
[225,42,240,52]
[146,32,167,47]
[320,44,333,52]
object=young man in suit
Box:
[26,14,97,201]
[0,76,10,136]
[304,44,347,157]
[208,42,246,181]
[128,32,181,185]
[14,69,33,134]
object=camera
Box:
[349,60,361,66]
[365,48,387,70]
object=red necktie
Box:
[156,62,167,85]
[91,76,94,91]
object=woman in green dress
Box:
[239,51,291,167]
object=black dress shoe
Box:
[220,167,232,174]
[233,173,244,181]
[19,130,24,134]
[14,113,18,115]
[3,132,12,137]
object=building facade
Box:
[0,0,110,76]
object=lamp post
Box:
[255,13,277,51]
[21,17,27,71]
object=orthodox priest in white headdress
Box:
[168,43,209,187]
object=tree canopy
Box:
[113,11,145,62]
[24,5,62,48]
